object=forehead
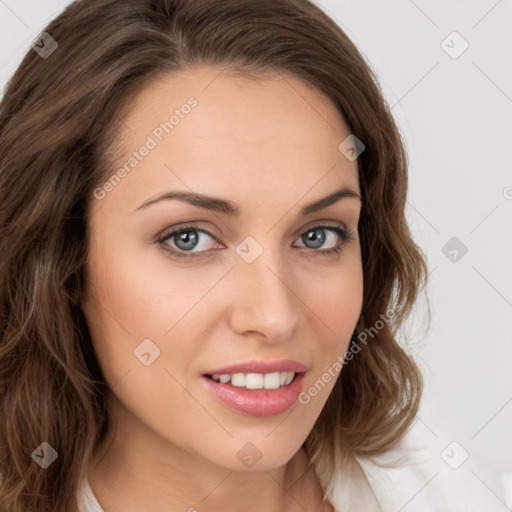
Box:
[97,65,360,213]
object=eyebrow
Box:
[134,185,362,216]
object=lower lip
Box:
[200,373,306,417]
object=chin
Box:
[202,436,306,472]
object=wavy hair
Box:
[0,0,428,509]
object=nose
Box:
[228,247,300,343]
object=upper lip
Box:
[202,359,308,375]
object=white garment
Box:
[315,424,509,512]
[78,426,508,512]
[79,477,103,512]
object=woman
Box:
[0,0,504,511]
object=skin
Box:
[82,65,363,512]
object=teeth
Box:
[210,371,296,389]
[245,373,264,389]
[264,372,281,389]
[231,373,245,387]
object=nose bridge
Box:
[229,239,299,339]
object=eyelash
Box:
[156,222,354,260]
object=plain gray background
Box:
[1,0,511,505]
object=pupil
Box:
[304,228,325,249]
[175,230,198,251]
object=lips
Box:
[200,371,307,416]
[200,359,309,416]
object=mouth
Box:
[199,360,308,417]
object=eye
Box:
[294,223,353,255]
[157,222,354,260]
[158,226,220,258]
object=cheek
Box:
[83,225,214,336]
[81,231,228,383]
[308,252,363,336]
[81,242,215,431]
[303,255,363,378]
[294,256,363,411]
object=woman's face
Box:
[82,65,363,471]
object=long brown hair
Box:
[0,0,428,510]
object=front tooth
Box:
[284,372,294,385]
[280,372,287,386]
[231,373,246,387]
[219,374,230,384]
[264,372,281,389]
[245,373,264,389]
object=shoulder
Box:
[357,425,507,512]
[320,423,508,512]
